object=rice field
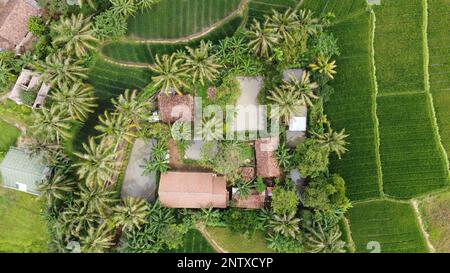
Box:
[427,0,450,158]
[102,15,243,64]
[167,229,216,253]
[347,200,428,253]
[325,12,382,201]
[301,0,368,20]
[247,0,298,25]
[127,0,241,39]
[373,0,426,95]
[377,93,449,198]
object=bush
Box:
[295,139,330,178]
[28,16,47,37]
[223,209,261,237]
[271,187,299,216]
[93,9,128,41]
[19,90,38,106]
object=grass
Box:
[427,0,450,159]
[377,93,449,199]
[247,0,298,26]
[324,12,382,201]
[347,200,428,253]
[206,226,273,253]
[167,229,216,253]
[419,191,450,252]
[373,0,425,95]
[0,187,49,252]
[0,119,20,160]
[102,15,244,64]
[301,0,368,21]
[127,0,241,39]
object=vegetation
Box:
[0,120,20,160]
[205,227,273,253]
[420,191,450,252]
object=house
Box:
[255,137,281,178]
[0,0,41,54]
[8,68,51,108]
[121,139,157,202]
[157,92,194,123]
[231,188,266,209]
[158,171,228,208]
[0,147,49,195]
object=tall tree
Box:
[246,19,279,58]
[268,211,301,239]
[266,8,299,43]
[80,224,115,253]
[305,224,346,253]
[312,122,349,159]
[50,82,97,122]
[150,53,189,95]
[182,41,222,86]
[309,56,337,79]
[95,111,136,152]
[111,89,152,130]
[38,169,76,208]
[52,14,98,58]
[110,0,138,17]
[74,137,117,188]
[77,183,118,216]
[283,72,319,107]
[32,52,88,88]
[113,197,149,232]
[267,86,303,124]
[31,105,72,144]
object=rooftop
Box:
[255,137,281,178]
[232,189,266,209]
[157,92,194,123]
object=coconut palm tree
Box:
[198,115,223,141]
[297,9,321,36]
[142,155,169,174]
[283,72,319,107]
[31,105,72,144]
[95,111,136,151]
[52,14,98,58]
[74,137,117,188]
[309,56,337,79]
[38,169,76,208]
[150,53,189,95]
[305,224,346,253]
[80,224,115,253]
[110,0,138,17]
[312,124,349,159]
[77,183,118,216]
[246,19,279,58]
[266,8,299,43]
[235,181,252,198]
[138,0,159,11]
[113,197,149,232]
[61,199,102,238]
[32,52,88,88]
[182,41,222,86]
[268,211,301,239]
[267,86,303,124]
[50,82,97,122]
[275,142,294,170]
[111,89,152,130]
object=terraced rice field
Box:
[347,200,428,253]
[427,0,450,159]
[127,0,241,39]
[102,15,243,64]
[377,93,449,198]
[325,12,382,201]
[373,0,426,95]
[301,0,368,21]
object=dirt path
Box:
[411,199,436,253]
[196,222,228,253]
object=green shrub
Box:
[19,90,37,106]
[223,209,261,237]
[295,139,330,178]
[271,187,299,216]
[28,16,47,37]
[93,9,128,41]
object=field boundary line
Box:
[196,222,228,253]
[369,9,384,198]
[421,0,450,177]
[118,0,248,44]
[98,52,151,68]
[411,199,436,253]
[342,217,356,253]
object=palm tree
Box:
[235,181,252,198]
[113,197,149,232]
[110,0,138,17]
[142,155,169,174]
[80,224,115,253]
[138,0,159,11]
[312,124,349,159]
[297,9,321,36]
[52,14,98,58]
[150,53,189,95]
[74,137,117,188]
[32,52,88,88]
[267,86,303,124]
[198,115,223,141]
[61,200,102,238]
[50,82,97,122]
[95,111,136,151]
[305,224,346,253]
[182,41,222,86]
[31,105,72,144]
[268,212,301,239]
[275,143,293,170]
[38,169,76,208]
[309,56,337,79]
[77,183,118,215]
[266,8,299,43]
[246,19,279,58]
[283,72,319,107]
[112,89,152,129]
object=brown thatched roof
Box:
[232,189,265,209]
[255,137,281,178]
[159,171,228,208]
[239,167,255,182]
[0,0,40,50]
[157,93,194,123]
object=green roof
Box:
[0,147,48,194]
